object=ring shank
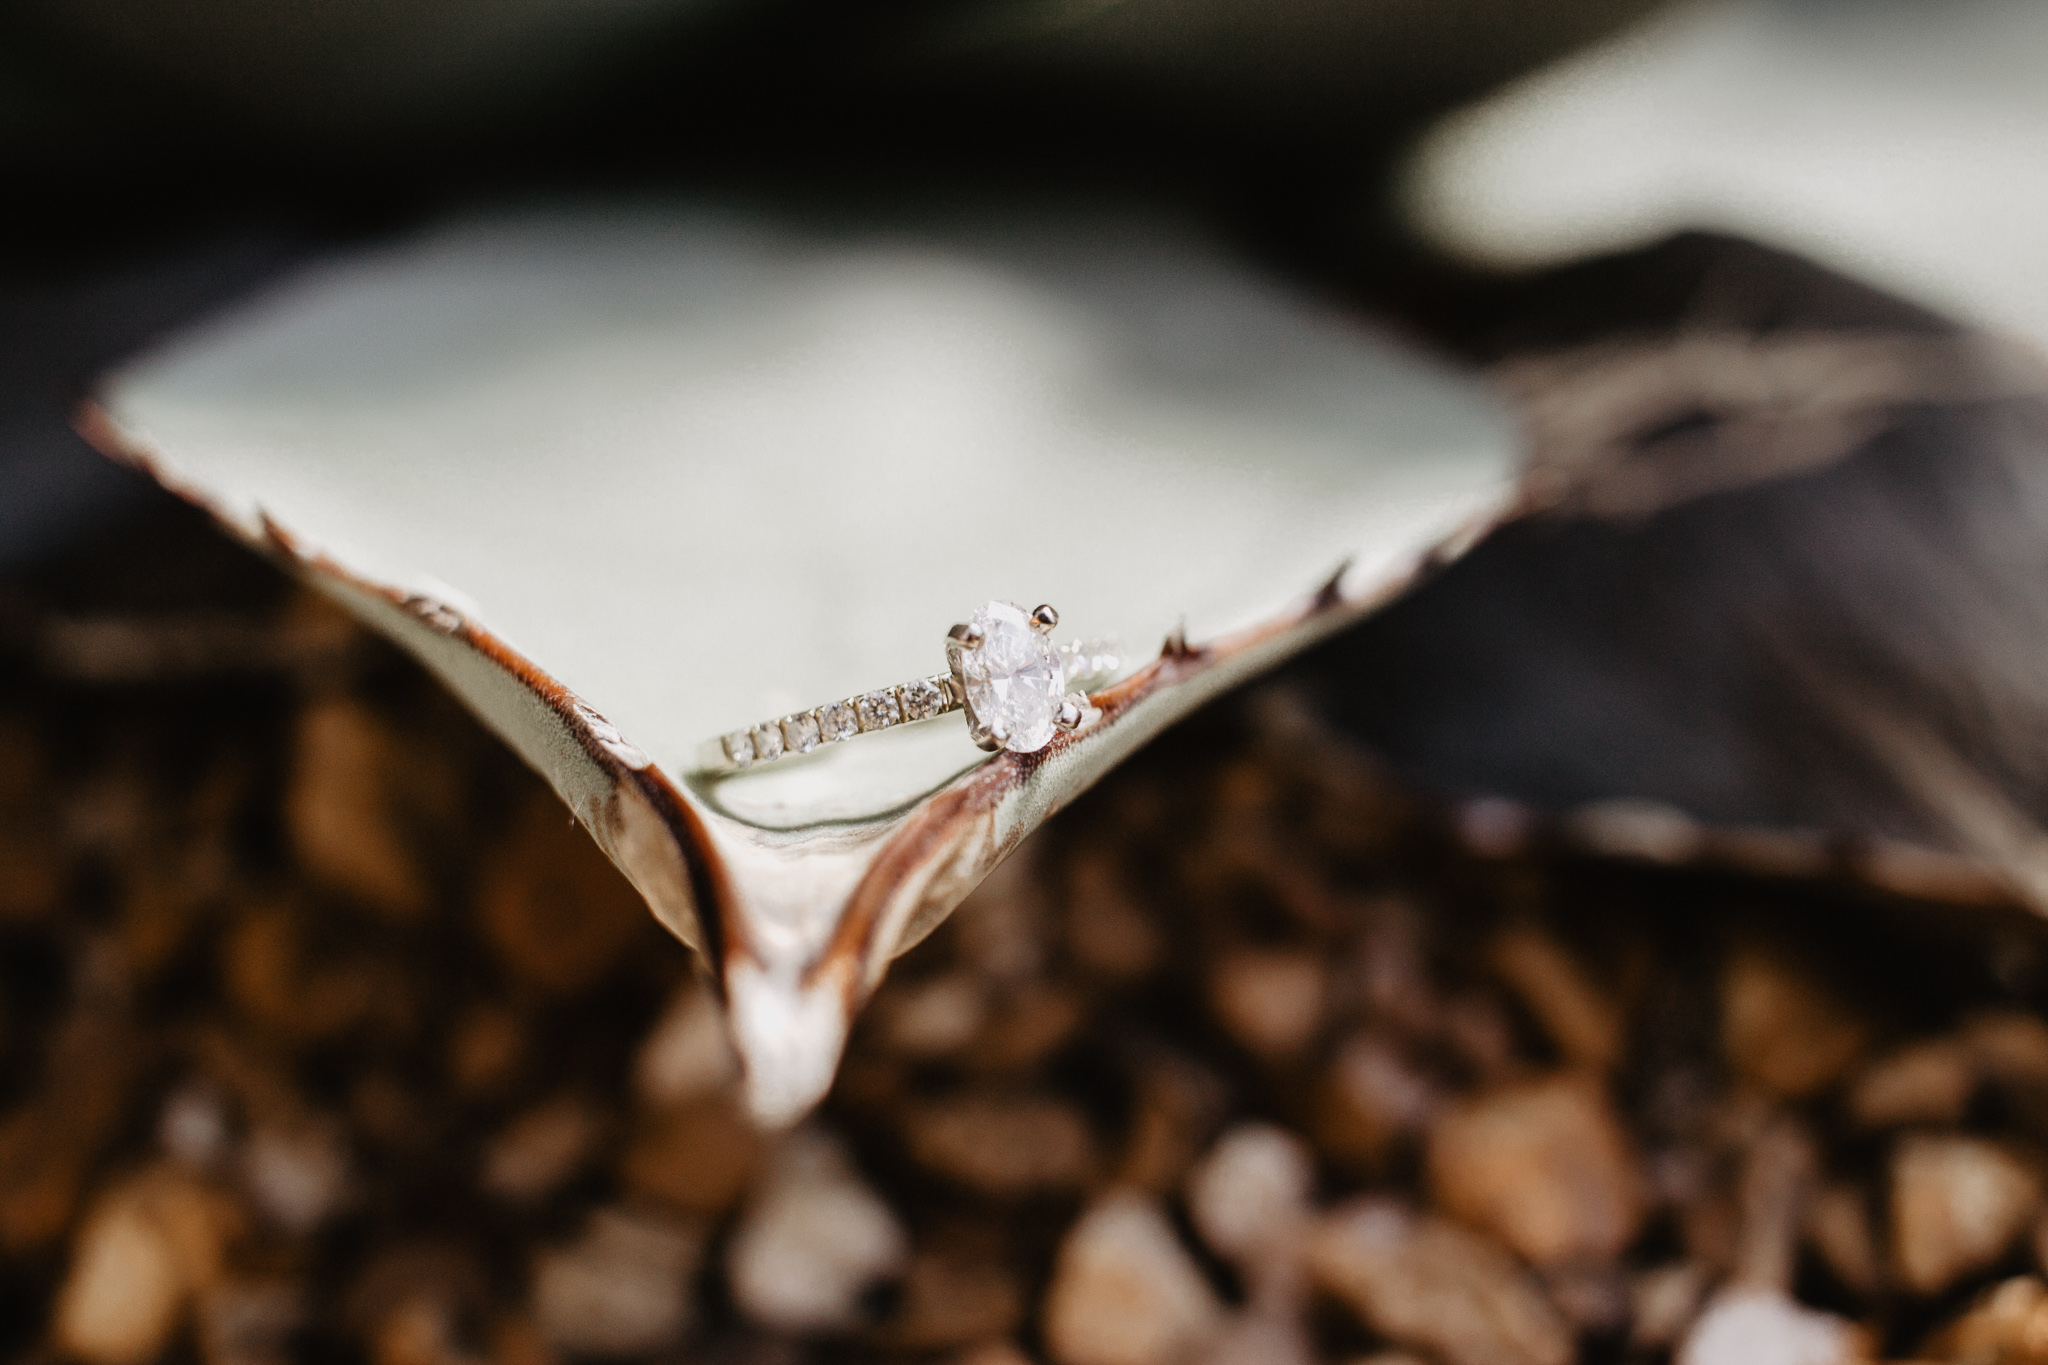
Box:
[696,635,1122,775]
[696,673,963,773]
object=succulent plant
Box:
[82,200,1520,1123]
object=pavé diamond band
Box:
[696,601,1124,774]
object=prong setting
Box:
[900,677,946,722]
[817,700,859,743]
[781,712,821,754]
[702,601,1124,772]
[856,689,904,732]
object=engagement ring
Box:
[698,600,1124,773]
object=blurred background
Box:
[12,2,2048,1363]
[6,0,1661,565]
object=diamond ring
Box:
[698,600,1124,773]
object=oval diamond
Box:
[957,600,1066,753]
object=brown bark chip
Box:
[873,974,987,1060]
[287,700,432,919]
[476,797,650,996]
[619,1095,762,1217]
[881,1251,1026,1352]
[1490,926,1623,1072]
[1427,1074,1644,1266]
[54,1170,241,1365]
[1443,992,1523,1082]
[1966,1013,2048,1128]
[1921,1274,2048,1364]
[971,985,1089,1073]
[1198,1312,1318,1365]
[725,1130,907,1333]
[1893,1135,2044,1296]
[1042,1191,1222,1365]
[1308,1199,1573,1365]
[1347,897,1444,1038]
[242,1121,349,1236]
[446,1006,525,1097]
[1065,851,1163,981]
[1721,947,1868,1099]
[54,1192,185,1365]
[1116,1054,1229,1195]
[952,1345,1036,1365]
[1207,948,1327,1062]
[1966,1013,2048,1088]
[907,1092,1096,1197]
[1848,1038,1977,1129]
[1314,1032,1440,1173]
[531,1206,701,1354]
[481,1095,603,1202]
[1186,1122,1313,1266]
[197,1279,306,1365]
[0,1003,136,1252]
[1542,1261,1632,1335]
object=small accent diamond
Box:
[857,689,904,731]
[722,730,756,767]
[900,677,945,722]
[751,722,784,762]
[818,700,859,742]
[781,712,821,754]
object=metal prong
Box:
[1030,603,1059,632]
[949,621,985,649]
[1056,694,1088,732]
